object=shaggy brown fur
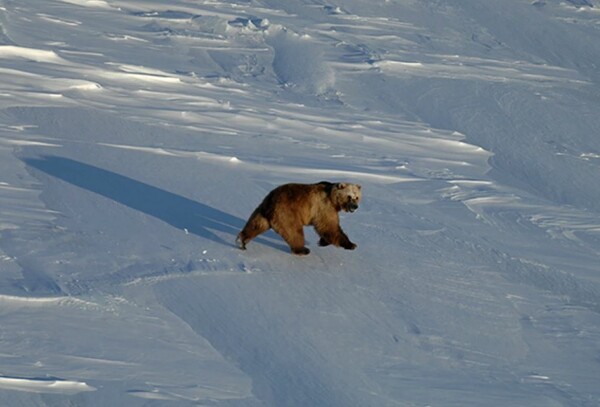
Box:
[237,181,361,255]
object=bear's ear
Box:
[336,182,347,189]
[357,185,362,190]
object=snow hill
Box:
[1,0,599,406]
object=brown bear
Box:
[237,181,361,255]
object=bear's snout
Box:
[347,202,359,212]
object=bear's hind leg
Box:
[237,211,270,249]
[274,225,310,255]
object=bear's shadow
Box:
[25,156,287,252]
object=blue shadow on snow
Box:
[25,156,278,250]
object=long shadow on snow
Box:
[26,156,281,250]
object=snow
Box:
[0,376,95,395]
[0,0,599,406]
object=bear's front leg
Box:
[343,242,357,250]
[338,228,357,250]
[318,235,356,249]
[315,220,357,250]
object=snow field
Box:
[0,0,599,406]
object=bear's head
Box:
[331,183,362,213]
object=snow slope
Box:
[1,0,599,405]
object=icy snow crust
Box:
[1,0,599,405]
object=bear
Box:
[237,181,361,255]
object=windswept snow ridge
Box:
[0,376,95,395]
[1,0,599,406]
